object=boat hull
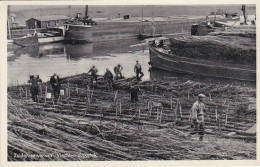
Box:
[149,44,256,82]
[13,36,38,47]
[65,25,92,43]
[38,36,64,44]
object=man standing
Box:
[134,60,144,81]
[190,94,206,141]
[114,64,123,79]
[50,73,61,99]
[28,75,38,102]
[104,68,114,90]
[88,65,98,85]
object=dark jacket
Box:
[104,70,113,80]
[50,75,61,87]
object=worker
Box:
[190,94,206,141]
[88,65,98,85]
[104,68,114,90]
[50,73,61,99]
[114,64,123,79]
[134,60,144,81]
[129,82,142,103]
[36,75,43,96]
[28,75,39,102]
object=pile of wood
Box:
[8,74,256,161]
[169,26,256,65]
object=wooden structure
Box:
[26,15,69,29]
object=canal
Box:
[8,39,150,85]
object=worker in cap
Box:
[104,68,114,90]
[134,60,144,81]
[50,73,61,99]
[88,65,98,87]
[114,64,123,79]
[190,93,206,141]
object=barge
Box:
[149,36,256,82]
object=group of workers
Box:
[27,60,206,141]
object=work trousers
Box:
[190,119,205,136]
[131,92,138,103]
[52,86,60,99]
[136,69,144,81]
[31,87,39,102]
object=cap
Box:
[198,94,206,98]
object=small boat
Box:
[13,35,39,47]
[149,39,256,82]
[11,27,65,47]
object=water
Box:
[8,38,255,88]
[8,39,150,85]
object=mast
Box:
[141,5,144,34]
[242,4,247,24]
[68,5,71,18]
[85,5,89,19]
[152,11,155,37]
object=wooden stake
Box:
[179,102,182,118]
[156,107,159,120]
[174,103,178,121]
[215,106,218,122]
[40,85,42,98]
[114,90,118,102]
[116,105,118,117]
[76,84,78,95]
[37,95,39,103]
[45,86,47,95]
[149,102,152,116]
[159,108,163,123]
[19,87,22,98]
[25,87,28,98]
[225,104,229,126]
[170,96,173,109]
[138,109,141,120]
[119,101,122,115]
[209,92,211,101]
[91,90,93,99]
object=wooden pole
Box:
[225,104,229,126]
[156,107,159,120]
[215,106,218,122]
[45,86,48,95]
[179,102,182,118]
[170,96,173,109]
[138,108,141,120]
[19,87,22,98]
[40,85,42,98]
[159,108,162,123]
[76,84,78,95]
[25,87,28,99]
[119,101,122,115]
[174,103,178,121]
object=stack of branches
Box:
[7,74,256,161]
[169,28,256,65]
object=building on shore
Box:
[26,15,70,29]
